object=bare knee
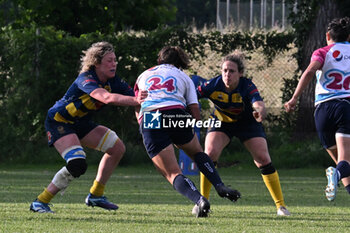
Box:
[205,145,221,161]
[254,154,271,167]
[107,139,125,158]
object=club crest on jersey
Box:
[57,126,65,135]
[145,75,177,94]
[332,50,343,62]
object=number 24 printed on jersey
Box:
[145,75,177,93]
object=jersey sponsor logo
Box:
[231,93,243,103]
[210,91,229,103]
[324,69,350,90]
[145,75,177,94]
[332,50,350,61]
[332,50,343,61]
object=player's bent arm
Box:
[188,103,201,121]
[252,100,266,122]
[90,88,139,106]
[284,60,321,113]
[291,60,321,101]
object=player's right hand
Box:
[137,90,148,104]
[284,98,297,113]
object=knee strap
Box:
[66,158,88,178]
[95,129,119,152]
[61,145,86,162]
[52,166,74,190]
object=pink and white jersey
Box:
[134,64,198,120]
[312,42,350,105]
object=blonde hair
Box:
[79,42,115,73]
[222,50,245,73]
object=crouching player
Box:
[195,51,290,216]
[30,41,147,213]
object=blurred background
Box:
[0,0,348,169]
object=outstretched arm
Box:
[284,60,321,113]
[90,88,147,106]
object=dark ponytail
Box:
[327,17,350,42]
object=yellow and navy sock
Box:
[199,161,217,200]
[37,188,54,204]
[89,180,105,197]
[260,163,285,209]
[200,172,212,199]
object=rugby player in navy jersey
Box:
[285,17,350,201]
[30,42,147,213]
[194,51,290,216]
[134,46,241,218]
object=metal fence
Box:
[190,46,298,114]
[216,0,295,31]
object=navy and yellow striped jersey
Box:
[197,75,263,123]
[47,70,134,124]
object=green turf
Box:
[1,165,350,232]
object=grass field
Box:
[1,164,350,233]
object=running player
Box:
[285,17,350,201]
[134,46,241,217]
[194,50,290,216]
[30,41,147,213]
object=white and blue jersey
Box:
[134,64,198,121]
[134,64,199,157]
[312,42,350,105]
[312,42,350,148]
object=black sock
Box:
[173,174,201,204]
[259,163,276,175]
[345,184,350,194]
[194,152,223,187]
[336,160,350,179]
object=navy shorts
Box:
[140,109,195,158]
[314,98,350,149]
[208,117,266,143]
[45,116,98,146]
